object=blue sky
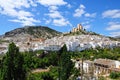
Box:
[0,0,120,37]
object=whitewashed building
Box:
[74,58,120,77]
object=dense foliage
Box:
[0,42,26,80]
[110,72,120,79]
[28,72,54,80]
[58,44,74,80]
[70,46,120,61]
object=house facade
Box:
[74,58,120,77]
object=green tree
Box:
[0,42,26,80]
[27,72,54,80]
[23,51,36,70]
[70,68,81,80]
[110,72,120,79]
[58,44,74,80]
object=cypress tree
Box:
[0,42,26,80]
[59,44,74,80]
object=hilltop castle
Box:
[71,24,83,33]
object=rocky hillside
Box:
[3,26,61,39]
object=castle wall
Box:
[71,24,83,33]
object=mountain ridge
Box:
[2,26,61,39]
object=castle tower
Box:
[77,24,83,30]
[72,28,75,32]
[71,24,83,33]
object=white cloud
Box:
[37,0,67,6]
[42,1,71,27]
[81,21,90,25]
[29,0,37,7]
[44,19,52,24]
[0,0,40,26]
[108,22,120,25]
[80,4,85,9]
[109,32,120,37]
[67,4,72,8]
[53,18,71,26]
[102,9,120,18]
[106,22,120,31]
[9,19,22,23]
[73,4,96,18]
[73,4,85,17]
[37,0,70,27]
[49,6,58,12]
[106,22,120,37]
[18,10,33,17]
[81,20,93,30]
[0,0,70,26]
[84,25,91,29]
[84,13,96,18]
[0,0,33,10]
[46,11,62,18]
[9,17,40,26]
[46,9,71,26]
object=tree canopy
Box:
[58,44,74,80]
[0,42,26,80]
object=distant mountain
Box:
[3,26,61,39]
[0,26,61,43]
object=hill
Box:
[0,25,120,54]
[4,26,61,39]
